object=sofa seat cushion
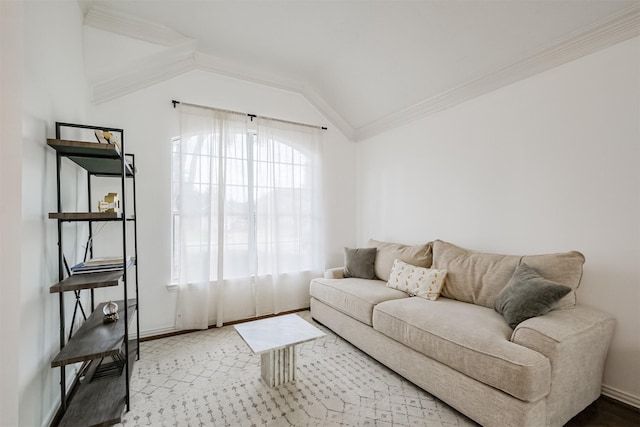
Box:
[310,278,408,325]
[372,297,551,402]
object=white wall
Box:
[20,1,90,426]
[1,1,23,425]
[86,28,357,336]
[356,37,640,404]
[4,15,356,425]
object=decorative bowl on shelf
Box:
[103,300,119,323]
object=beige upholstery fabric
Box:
[432,240,584,309]
[512,306,616,426]
[311,245,614,427]
[368,239,433,281]
[432,240,520,307]
[373,297,550,401]
[324,267,344,279]
[311,298,547,427]
[309,277,408,325]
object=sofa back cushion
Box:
[368,239,433,281]
[432,240,584,309]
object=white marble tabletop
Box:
[234,314,325,354]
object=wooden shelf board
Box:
[47,138,121,157]
[58,342,138,427]
[48,212,135,221]
[51,300,137,368]
[47,139,134,176]
[67,156,134,177]
[49,270,123,293]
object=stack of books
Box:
[71,257,134,275]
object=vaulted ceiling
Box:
[81,0,640,140]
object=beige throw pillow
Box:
[368,239,433,281]
[387,259,447,300]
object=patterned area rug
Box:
[118,311,476,426]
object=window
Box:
[173,106,323,328]
[171,127,320,283]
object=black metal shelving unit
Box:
[48,122,140,427]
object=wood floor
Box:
[566,396,640,426]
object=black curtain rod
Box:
[171,100,327,131]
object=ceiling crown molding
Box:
[77,0,93,16]
[85,4,638,142]
[354,4,640,141]
[92,41,196,103]
[85,4,193,47]
[83,5,356,138]
[301,86,356,140]
[194,53,356,139]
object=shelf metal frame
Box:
[51,122,140,421]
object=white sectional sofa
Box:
[309,239,615,427]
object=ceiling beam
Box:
[91,41,196,104]
[85,4,192,47]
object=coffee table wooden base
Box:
[261,345,296,387]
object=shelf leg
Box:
[59,293,66,412]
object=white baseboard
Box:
[133,326,178,340]
[602,384,640,409]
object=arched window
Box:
[171,105,323,329]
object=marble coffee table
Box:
[234,314,325,387]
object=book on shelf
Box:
[71,257,134,275]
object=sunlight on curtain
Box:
[175,105,324,329]
[175,105,248,329]
[255,118,324,315]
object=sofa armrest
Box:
[512,305,614,344]
[511,305,615,426]
[324,267,344,279]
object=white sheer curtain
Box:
[255,118,324,315]
[175,105,249,329]
[175,105,324,329]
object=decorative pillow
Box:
[520,251,584,310]
[493,263,572,329]
[369,239,433,281]
[343,247,377,279]
[387,259,447,301]
[432,240,584,309]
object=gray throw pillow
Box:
[343,247,377,279]
[494,263,572,329]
